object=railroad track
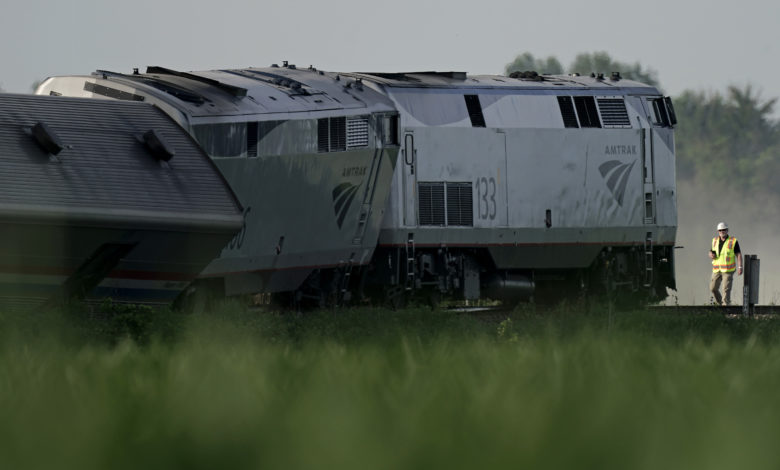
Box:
[649,305,780,316]
[450,304,780,321]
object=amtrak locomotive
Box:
[348,70,677,304]
[38,66,677,305]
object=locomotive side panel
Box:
[197,115,399,295]
[363,73,677,302]
[505,128,644,229]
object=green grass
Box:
[2,302,780,469]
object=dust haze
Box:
[670,179,779,305]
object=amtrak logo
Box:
[332,182,362,229]
[598,160,636,206]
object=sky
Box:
[1,0,779,104]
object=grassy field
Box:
[2,302,780,470]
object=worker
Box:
[708,222,743,306]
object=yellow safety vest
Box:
[712,236,737,273]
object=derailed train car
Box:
[37,65,400,305]
[0,93,243,307]
[346,71,677,303]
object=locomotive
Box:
[349,70,678,304]
[37,66,677,305]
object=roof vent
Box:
[143,129,175,161]
[508,70,543,81]
[283,61,289,68]
[610,72,621,81]
[596,73,605,81]
[271,63,279,68]
[31,122,64,155]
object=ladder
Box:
[405,233,416,291]
[352,148,382,245]
[643,232,653,287]
[339,259,354,303]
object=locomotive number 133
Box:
[475,176,497,220]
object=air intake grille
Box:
[418,183,445,226]
[318,117,349,152]
[418,182,473,226]
[446,183,473,226]
[557,96,579,128]
[329,116,346,151]
[574,96,602,128]
[247,121,258,157]
[346,117,369,148]
[597,98,631,127]
[317,118,329,152]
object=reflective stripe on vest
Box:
[712,236,738,272]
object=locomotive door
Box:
[402,131,417,226]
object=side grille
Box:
[346,117,369,148]
[317,118,329,152]
[418,182,473,227]
[573,96,602,128]
[557,96,579,128]
[318,117,351,152]
[597,98,631,127]
[329,116,346,151]
[446,183,473,226]
[418,183,446,226]
[247,121,258,157]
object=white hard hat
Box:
[717,222,728,231]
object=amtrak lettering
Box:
[342,166,367,177]
[604,145,637,155]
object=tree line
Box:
[506,52,780,199]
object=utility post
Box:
[742,254,760,316]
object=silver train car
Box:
[0,93,243,307]
[37,65,400,305]
[344,71,677,303]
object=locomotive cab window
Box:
[648,97,676,127]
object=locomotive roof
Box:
[0,93,243,230]
[83,65,399,119]
[348,71,661,95]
